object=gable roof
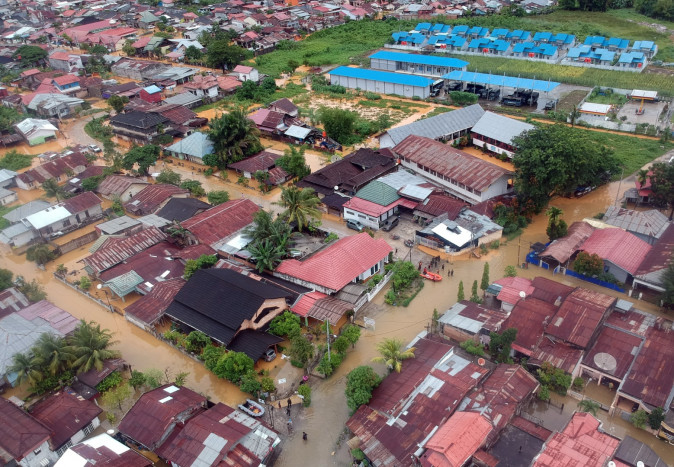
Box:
[124,184,189,216]
[61,191,101,214]
[110,110,168,129]
[30,392,102,449]
[165,268,289,346]
[635,223,674,286]
[156,197,211,223]
[540,221,595,264]
[421,412,492,467]
[182,198,259,250]
[82,227,167,274]
[96,175,149,197]
[228,150,282,173]
[275,233,392,292]
[0,398,51,461]
[354,180,400,206]
[471,111,534,146]
[125,278,185,326]
[546,288,615,348]
[393,135,511,193]
[580,228,651,275]
[55,433,152,467]
[165,132,214,159]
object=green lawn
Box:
[0,204,18,230]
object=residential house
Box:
[633,224,674,294]
[64,165,105,194]
[471,111,534,158]
[51,74,81,94]
[420,412,494,467]
[156,197,211,223]
[55,433,152,467]
[182,198,259,254]
[0,187,17,205]
[26,93,84,118]
[22,191,103,239]
[512,42,558,60]
[275,232,392,295]
[601,206,670,245]
[617,51,646,69]
[183,74,219,100]
[228,149,289,185]
[415,209,503,252]
[297,147,396,196]
[248,108,288,135]
[413,194,468,224]
[269,97,299,117]
[30,391,102,457]
[164,268,289,360]
[96,175,149,201]
[2,200,50,225]
[379,103,485,148]
[124,184,190,216]
[0,168,17,189]
[95,215,143,236]
[109,110,170,143]
[0,398,55,467]
[156,402,281,466]
[118,384,207,451]
[111,58,168,81]
[439,299,508,344]
[15,151,89,190]
[393,135,513,204]
[232,64,259,82]
[14,118,58,146]
[632,40,658,58]
[48,51,84,72]
[164,132,214,164]
[125,277,185,330]
[0,287,29,316]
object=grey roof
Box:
[163,92,202,107]
[96,215,142,235]
[154,67,198,81]
[165,132,214,159]
[105,270,144,298]
[438,302,482,333]
[614,436,667,467]
[382,104,485,147]
[2,200,51,224]
[603,206,670,239]
[470,111,534,146]
[285,125,312,139]
[377,170,430,191]
[0,187,15,199]
[138,214,171,228]
[27,93,84,112]
[0,222,32,243]
[0,169,17,184]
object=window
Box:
[84,210,90,218]
[345,210,354,215]
[358,214,366,219]
[82,422,95,436]
[62,219,71,227]
[56,441,73,457]
[33,447,42,455]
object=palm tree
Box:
[248,238,287,272]
[545,206,563,225]
[8,352,43,387]
[275,186,321,232]
[67,320,120,374]
[372,338,416,373]
[42,178,67,201]
[578,399,600,416]
[569,105,581,128]
[208,107,261,167]
[32,333,73,376]
[636,169,649,188]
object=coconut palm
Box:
[67,320,120,374]
[32,333,74,376]
[372,338,416,373]
[208,107,261,167]
[275,186,321,232]
[248,238,287,273]
[636,169,649,187]
[42,178,67,201]
[8,352,43,387]
[545,206,563,225]
[578,399,600,416]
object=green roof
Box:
[105,270,144,298]
[355,180,400,206]
[144,36,165,52]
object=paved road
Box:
[62,111,106,147]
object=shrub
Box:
[572,377,585,390]
[96,371,122,392]
[298,383,311,406]
[345,365,381,412]
[573,251,604,276]
[163,329,183,344]
[504,265,517,277]
[202,343,225,371]
[261,376,276,393]
[460,339,484,356]
[129,370,147,389]
[631,409,648,429]
[324,232,339,243]
[538,385,550,401]
[316,351,342,377]
[78,276,91,290]
[239,370,261,395]
[185,330,210,353]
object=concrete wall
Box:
[343,205,397,230]
[472,137,516,159]
[240,297,287,332]
[604,260,629,283]
[330,74,430,99]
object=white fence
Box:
[364,270,393,304]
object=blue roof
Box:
[409,33,426,44]
[468,26,489,36]
[491,28,509,37]
[430,24,445,33]
[369,51,468,68]
[330,67,434,88]
[607,37,629,49]
[468,37,490,49]
[453,25,469,34]
[443,71,560,92]
[513,41,556,56]
[584,35,607,46]
[447,35,466,47]
[467,38,510,52]
[415,22,432,31]
[618,51,645,64]
[552,33,575,44]
[633,40,656,51]
[507,29,530,40]
[143,85,162,94]
[533,31,552,42]
[441,25,452,33]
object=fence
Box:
[52,273,118,314]
[52,230,100,255]
[365,271,393,303]
[560,59,645,73]
[564,269,625,293]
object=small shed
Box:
[139,85,162,103]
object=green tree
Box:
[207,108,261,167]
[661,261,674,306]
[207,190,230,205]
[206,40,252,70]
[107,95,129,113]
[275,186,321,231]
[0,268,13,291]
[19,279,47,302]
[202,344,225,371]
[648,407,665,429]
[239,370,262,395]
[246,210,291,247]
[156,168,182,185]
[213,351,254,383]
[185,45,203,63]
[122,40,136,56]
[573,251,604,276]
[546,206,568,241]
[0,107,22,133]
[13,45,48,66]
[122,145,160,175]
[631,409,648,429]
[512,125,619,212]
[185,331,211,353]
[469,280,481,303]
[298,384,311,406]
[504,265,517,277]
[90,45,109,55]
[489,328,517,363]
[538,385,550,401]
[318,107,356,145]
[183,254,218,279]
[276,145,311,180]
[175,371,189,387]
[0,150,33,171]
[81,175,104,192]
[144,368,165,388]
[578,399,600,416]
[457,280,465,301]
[101,382,131,410]
[8,351,43,387]
[536,362,572,394]
[333,335,349,355]
[649,161,674,219]
[269,311,301,337]
[42,178,68,201]
[180,179,206,197]
[372,338,415,373]
[341,324,361,348]
[129,370,147,389]
[480,262,490,293]
[26,245,55,265]
[248,238,286,272]
[345,365,382,412]
[289,334,314,367]
[66,320,120,374]
[460,339,485,356]
[79,276,91,290]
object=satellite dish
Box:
[334,185,339,191]
[107,429,115,435]
[637,462,645,467]
[594,353,617,373]
[608,462,616,467]
[477,358,485,366]
[519,291,526,299]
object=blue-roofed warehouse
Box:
[443,71,560,93]
[370,51,468,77]
[329,67,435,98]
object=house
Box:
[96,215,143,236]
[631,40,658,58]
[55,433,152,467]
[110,110,169,143]
[0,186,17,205]
[82,226,167,276]
[470,111,534,158]
[139,84,162,103]
[413,194,468,224]
[111,58,168,81]
[291,290,357,330]
[420,412,493,467]
[2,200,50,225]
[48,51,84,72]
[155,402,281,466]
[51,74,81,94]
[232,64,259,82]
[0,169,17,189]
[156,197,211,223]
[601,206,670,245]
[27,93,84,118]
[164,268,289,360]
[532,413,620,466]
[633,224,674,294]
[512,42,558,60]
[124,184,190,216]
[96,175,149,201]
[64,165,105,194]
[182,198,259,253]
[183,74,219,99]
[269,97,299,117]
[14,118,58,146]
[579,228,652,283]
[118,384,207,451]
[297,147,396,196]
[0,288,30,316]
[228,149,289,183]
[0,398,54,466]
[164,132,214,164]
[275,233,392,295]
[379,104,485,148]
[439,300,508,344]
[125,277,186,330]
[16,151,89,190]
[415,209,503,252]
[30,391,102,457]
[393,135,513,204]
[23,191,103,239]
[248,108,288,135]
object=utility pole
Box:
[614,166,625,206]
[517,235,522,268]
[326,319,331,363]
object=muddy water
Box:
[0,139,67,158]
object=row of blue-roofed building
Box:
[390,23,656,71]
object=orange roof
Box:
[533,413,619,467]
[53,74,80,86]
[421,412,492,467]
[291,291,327,317]
[49,51,71,61]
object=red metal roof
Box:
[581,228,651,275]
[17,300,79,335]
[30,392,102,449]
[67,437,152,466]
[392,135,511,192]
[275,233,392,292]
[494,276,534,305]
[635,223,674,277]
[83,227,167,274]
[533,413,619,467]
[531,340,584,375]
[228,150,282,173]
[124,278,185,325]
[0,288,29,318]
[97,175,148,197]
[49,51,71,61]
[582,325,642,379]
[0,397,51,460]
[118,384,207,450]
[546,288,615,348]
[61,191,101,214]
[540,221,595,264]
[530,277,575,304]
[52,74,80,86]
[124,184,189,216]
[420,412,492,467]
[182,198,259,248]
[502,298,557,354]
[291,291,327,317]
[510,415,552,441]
[342,196,402,218]
[415,194,467,219]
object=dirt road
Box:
[60,111,106,147]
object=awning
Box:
[228,329,283,361]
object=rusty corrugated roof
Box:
[182,198,259,249]
[82,227,167,274]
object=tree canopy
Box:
[512,125,619,212]
[372,338,415,373]
[276,145,311,180]
[13,45,48,66]
[649,161,674,219]
[122,145,160,175]
[207,190,230,205]
[318,107,356,145]
[207,108,261,167]
[0,268,12,291]
[345,366,381,412]
[206,40,252,70]
[275,186,321,231]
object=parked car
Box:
[346,219,364,232]
[381,216,400,232]
[264,348,277,362]
[88,144,101,153]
